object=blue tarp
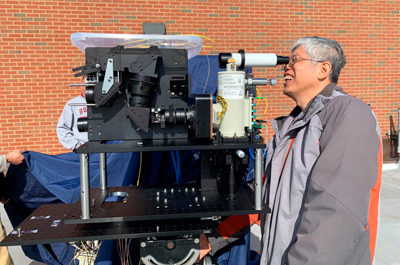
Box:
[5,151,140,264]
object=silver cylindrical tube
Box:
[251,78,269,86]
[99,153,107,190]
[80,153,90,219]
[254,148,263,210]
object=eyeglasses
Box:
[286,55,325,67]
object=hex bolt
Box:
[194,238,200,244]
[141,242,146,248]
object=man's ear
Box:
[318,62,332,81]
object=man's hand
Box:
[0,197,10,204]
[6,149,26,165]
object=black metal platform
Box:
[63,185,268,224]
[0,204,213,247]
[74,139,266,154]
[1,185,269,247]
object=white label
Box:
[11,229,38,235]
[31,216,51,220]
[218,74,244,99]
[51,220,61,227]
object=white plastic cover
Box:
[70,32,203,59]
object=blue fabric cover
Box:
[5,151,140,264]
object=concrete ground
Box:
[0,165,399,265]
[375,164,400,265]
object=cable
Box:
[202,52,210,94]
[180,34,216,48]
[81,241,93,264]
[170,151,182,184]
[260,96,268,117]
[175,151,181,184]
[215,96,228,122]
[119,34,216,51]
[196,34,212,94]
[249,148,267,161]
[255,88,268,119]
[136,152,142,186]
[255,88,261,106]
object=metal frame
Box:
[77,143,265,222]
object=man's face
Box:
[283,46,321,103]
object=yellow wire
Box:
[255,89,268,119]
[81,241,93,264]
[136,152,142,186]
[120,34,216,49]
[179,34,216,48]
[255,88,261,106]
[261,96,268,116]
[216,96,228,122]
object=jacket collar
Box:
[272,83,341,134]
[301,83,337,115]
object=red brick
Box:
[0,1,397,154]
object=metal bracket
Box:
[102,59,114,94]
[125,106,151,132]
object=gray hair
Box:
[290,36,346,84]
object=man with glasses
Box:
[261,36,382,265]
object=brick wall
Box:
[0,0,399,155]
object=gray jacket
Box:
[261,83,382,265]
[56,94,88,150]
